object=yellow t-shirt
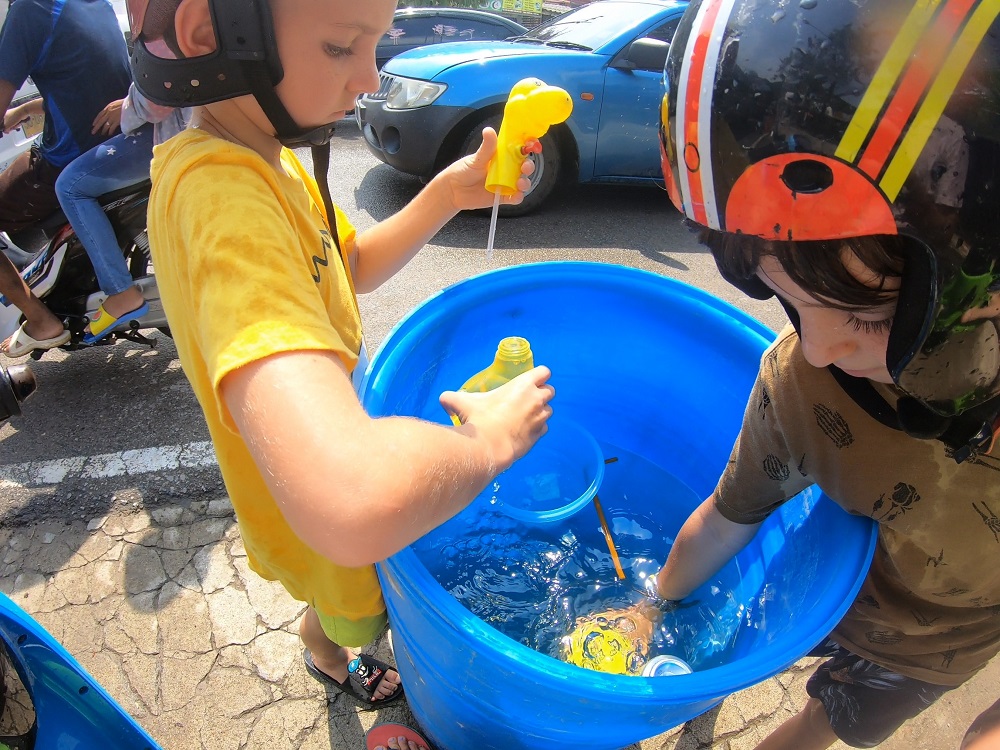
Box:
[147,129,383,620]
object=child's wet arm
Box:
[351,177,460,293]
[655,494,761,601]
[222,350,503,567]
[285,416,499,567]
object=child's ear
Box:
[173,0,218,57]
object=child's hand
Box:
[439,365,554,472]
[595,602,663,633]
[435,127,538,213]
[2,105,29,134]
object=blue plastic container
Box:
[360,262,876,750]
[0,590,161,748]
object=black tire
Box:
[459,115,562,217]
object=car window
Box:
[645,18,680,45]
[384,17,432,47]
[383,16,513,48]
[456,19,518,40]
[524,2,675,49]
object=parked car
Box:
[378,8,528,70]
[356,0,687,215]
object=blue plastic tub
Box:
[360,262,876,750]
[0,590,161,748]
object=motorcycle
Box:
[0,179,167,359]
[0,361,35,422]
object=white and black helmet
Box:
[661,0,1000,458]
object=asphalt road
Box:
[0,120,784,526]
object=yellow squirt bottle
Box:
[450,337,534,425]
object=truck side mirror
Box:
[612,38,670,73]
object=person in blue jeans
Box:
[0,0,131,357]
[55,82,188,344]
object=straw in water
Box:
[593,493,625,580]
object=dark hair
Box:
[704,230,908,310]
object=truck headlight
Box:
[385,77,447,110]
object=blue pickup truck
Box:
[355,0,688,215]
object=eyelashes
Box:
[323,44,353,58]
[847,314,894,335]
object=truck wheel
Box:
[459,115,562,217]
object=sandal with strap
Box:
[2,322,70,358]
[303,650,404,710]
[83,300,149,345]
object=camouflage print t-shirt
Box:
[715,326,1000,686]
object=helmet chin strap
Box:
[240,61,343,258]
[776,297,1000,462]
[243,61,338,149]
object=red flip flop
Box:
[365,722,431,750]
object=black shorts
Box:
[806,639,955,748]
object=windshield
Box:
[519,1,657,49]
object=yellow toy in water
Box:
[564,608,655,676]
[486,78,573,196]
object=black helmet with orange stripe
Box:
[661,0,1000,459]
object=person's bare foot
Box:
[1,318,66,354]
[310,648,402,702]
[372,736,428,750]
[366,723,431,750]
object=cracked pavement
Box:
[1,496,995,749]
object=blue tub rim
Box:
[361,261,878,704]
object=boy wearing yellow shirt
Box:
[129,0,553,720]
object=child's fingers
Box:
[517,365,553,389]
[469,127,499,167]
[438,389,467,423]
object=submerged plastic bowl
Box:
[360,262,877,750]
[487,417,604,523]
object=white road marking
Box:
[0,440,217,489]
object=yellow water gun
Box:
[486,77,573,196]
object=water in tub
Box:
[410,444,759,674]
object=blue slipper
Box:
[83,300,149,345]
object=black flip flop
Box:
[303,650,404,710]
